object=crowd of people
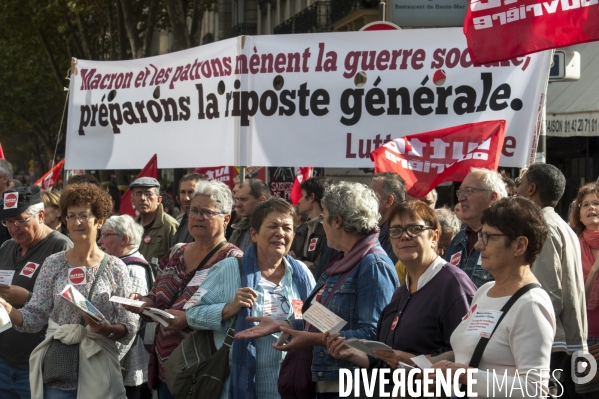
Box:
[0,156,598,399]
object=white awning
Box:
[546,41,599,137]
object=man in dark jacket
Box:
[290,177,331,275]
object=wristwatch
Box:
[107,325,115,339]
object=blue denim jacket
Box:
[293,244,398,382]
[444,229,494,288]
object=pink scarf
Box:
[581,229,599,310]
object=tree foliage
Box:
[0,0,206,175]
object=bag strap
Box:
[467,283,541,368]
[221,257,243,349]
[166,241,227,309]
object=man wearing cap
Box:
[0,186,72,397]
[130,177,179,263]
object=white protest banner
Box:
[245,29,550,168]
[66,29,551,169]
[66,38,240,169]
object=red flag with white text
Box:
[291,167,314,205]
[119,154,158,217]
[370,121,506,197]
[463,0,599,65]
[34,159,65,191]
[193,166,239,189]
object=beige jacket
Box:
[531,207,588,354]
[29,319,126,399]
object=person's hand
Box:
[373,349,414,370]
[272,327,323,352]
[0,286,30,306]
[81,313,106,334]
[164,309,189,332]
[232,287,258,312]
[324,332,355,362]
[235,316,288,339]
[123,293,149,314]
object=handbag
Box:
[278,262,361,399]
[164,257,242,399]
[451,283,541,399]
[42,254,110,385]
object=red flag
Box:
[193,166,239,189]
[0,143,4,159]
[290,167,313,205]
[370,121,506,198]
[464,0,599,65]
[34,159,65,191]
[119,154,158,217]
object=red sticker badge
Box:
[391,315,399,330]
[68,267,87,285]
[450,252,462,267]
[3,192,18,209]
[144,236,151,244]
[292,299,304,319]
[20,262,39,277]
[308,238,318,252]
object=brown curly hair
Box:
[60,183,113,220]
[570,183,599,236]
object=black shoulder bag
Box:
[42,254,111,384]
[165,256,243,399]
[452,283,541,399]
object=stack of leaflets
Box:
[109,296,175,327]
[344,338,393,357]
[0,270,14,288]
[59,284,105,323]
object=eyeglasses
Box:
[187,208,225,219]
[456,187,491,197]
[1,216,32,227]
[389,224,433,239]
[271,288,291,314]
[580,201,599,209]
[99,233,120,239]
[477,231,508,246]
[132,191,157,198]
[65,214,95,223]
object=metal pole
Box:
[379,2,386,21]
[240,166,246,184]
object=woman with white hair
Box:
[98,214,153,399]
[124,180,242,399]
[238,181,399,398]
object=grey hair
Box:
[430,189,438,204]
[102,215,143,248]
[192,180,233,214]
[372,172,406,204]
[0,160,13,179]
[435,207,461,236]
[322,181,380,235]
[470,167,508,199]
[26,203,45,217]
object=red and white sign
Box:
[450,252,462,267]
[3,192,18,210]
[464,0,599,65]
[194,166,238,189]
[292,299,304,320]
[34,159,65,191]
[308,238,319,252]
[371,120,506,197]
[20,262,39,277]
[68,267,87,285]
[144,236,151,244]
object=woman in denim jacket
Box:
[238,181,398,398]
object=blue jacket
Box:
[444,228,494,288]
[295,244,398,382]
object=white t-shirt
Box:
[451,282,556,398]
[258,277,289,320]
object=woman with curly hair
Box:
[0,183,139,399]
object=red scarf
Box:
[581,229,599,310]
